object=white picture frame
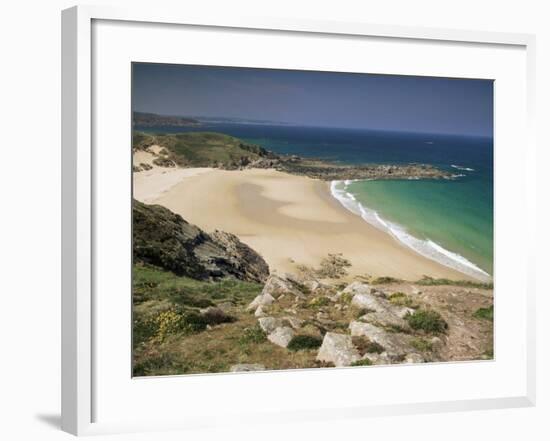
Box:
[61,5,537,436]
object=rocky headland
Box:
[132,131,455,181]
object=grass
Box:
[238,325,267,346]
[351,358,373,367]
[133,264,262,308]
[287,335,323,352]
[388,292,417,308]
[416,276,493,290]
[308,296,331,309]
[370,276,402,285]
[473,305,494,321]
[132,131,270,168]
[410,337,433,352]
[352,336,384,355]
[406,309,448,334]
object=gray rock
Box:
[230,363,266,372]
[342,281,373,297]
[430,336,444,351]
[404,353,425,364]
[247,293,275,311]
[267,326,295,348]
[351,292,386,312]
[362,352,392,366]
[283,316,304,329]
[262,274,304,299]
[258,317,283,334]
[359,310,409,330]
[349,321,414,357]
[316,332,360,367]
[254,305,268,317]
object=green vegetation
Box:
[352,336,385,355]
[308,296,331,308]
[238,325,267,346]
[370,276,402,285]
[406,309,448,334]
[416,276,493,290]
[388,292,417,308]
[351,358,373,367]
[316,253,352,279]
[133,131,272,168]
[287,335,323,352]
[410,337,433,352]
[473,305,494,321]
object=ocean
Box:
[136,123,493,280]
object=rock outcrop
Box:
[133,199,269,282]
[317,332,360,367]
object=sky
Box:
[132,63,494,137]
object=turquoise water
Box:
[344,177,493,275]
[137,124,493,279]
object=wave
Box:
[451,164,475,172]
[329,180,491,281]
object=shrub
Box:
[416,276,493,290]
[287,335,323,351]
[153,310,186,342]
[201,307,235,326]
[238,325,267,346]
[316,253,351,279]
[351,358,373,367]
[473,305,494,321]
[352,336,384,355]
[410,337,433,352]
[180,311,208,334]
[406,310,448,334]
[308,296,331,308]
[370,276,401,285]
[388,292,415,307]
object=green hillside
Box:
[133,131,274,168]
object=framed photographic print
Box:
[62,5,536,436]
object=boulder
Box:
[362,352,392,366]
[254,305,268,317]
[351,292,386,312]
[258,317,283,334]
[283,316,304,329]
[359,310,409,330]
[342,281,373,297]
[267,326,295,348]
[230,363,266,372]
[316,332,360,367]
[247,293,275,311]
[349,321,414,357]
[262,274,305,299]
[404,353,425,364]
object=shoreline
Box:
[329,180,491,281]
[134,166,486,282]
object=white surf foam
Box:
[329,180,491,281]
[451,164,475,172]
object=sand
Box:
[135,167,477,281]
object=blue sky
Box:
[132,63,493,137]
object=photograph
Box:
[131,63,494,376]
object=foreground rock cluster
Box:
[240,273,489,369]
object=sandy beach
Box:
[134,167,477,281]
